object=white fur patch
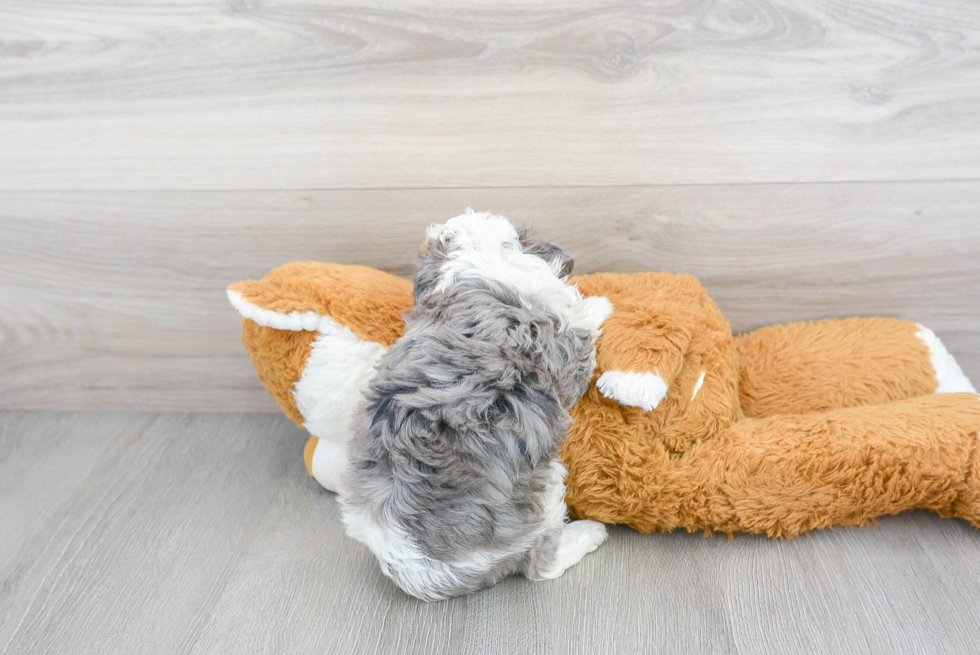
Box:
[342,457,600,598]
[294,325,387,492]
[342,494,513,602]
[310,436,349,495]
[341,505,485,601]
[539,458,571,536]
[691,371,706,401]
[228,288,387,492]
[916,324,977,393]
[596,370,669,411]
[341,504,496,600]
[529,460,606,581]
[428,212,613,336]
[518,458,604,584]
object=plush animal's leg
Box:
[303,435,348,494]
[699,394,980,536]
[734,317,974,418]
[240,322,358,494]
[303,436,318,476]
[952,438,980,526]
[564,393,980,535]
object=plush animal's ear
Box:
[228,279,326,332]
[516,226,574,278]
[229,262,414,345]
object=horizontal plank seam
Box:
[2,177,980,194]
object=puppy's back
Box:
[341,280,586,600]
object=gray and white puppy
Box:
[340,212,614,601]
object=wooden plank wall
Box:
[1,0,978,411]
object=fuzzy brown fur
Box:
[735,317,938,418]
[231,262,980,537]
[230,263,413,424]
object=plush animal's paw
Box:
[563,519,608,556]
[533,520,608,581]
[306,435,348,494]
[596,370,669,412]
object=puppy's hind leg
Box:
[523,459,608,581]
[525,520,609,581]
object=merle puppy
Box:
[340,212,614,601]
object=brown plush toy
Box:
[228,261,980,538]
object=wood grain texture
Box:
[2,410,979,655]
[2,0,980,190]
[0,412,303,655]
[1,183,978,411]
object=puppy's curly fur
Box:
[341,212,612,600]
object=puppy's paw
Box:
[575,296,614,336]
[564,519,608,555]
[532,520,608,580]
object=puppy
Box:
[340,212,614,601]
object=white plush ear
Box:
[227,288,324,331]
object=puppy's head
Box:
[414,211,574,302]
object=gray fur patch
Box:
[342,223,596,600]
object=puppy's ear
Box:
[516,226,574,278]
[414,227,452,303]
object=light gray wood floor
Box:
[2,410,979,655]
